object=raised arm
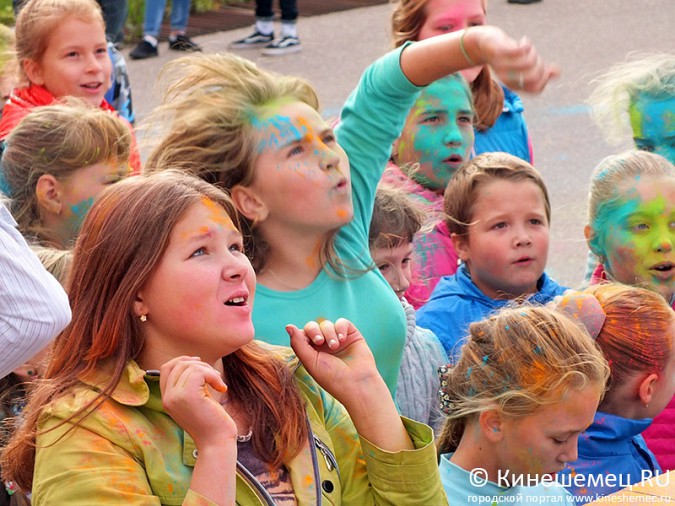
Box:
[0,204,70,378]
[400,25,559,91]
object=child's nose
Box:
[443,124,464,146]
[86,56,103,72]
[221,254,249,281]
[558,439,579,464]
[513,227,532,247]
[654,233,674,252]
[318,145,341,172]
[395,268,410,292]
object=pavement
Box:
[123,0,675,289]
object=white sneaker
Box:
[230,30,274,49]
[262,36,302,56]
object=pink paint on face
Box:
[418,0,486,83]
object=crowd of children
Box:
[0,0,672,504]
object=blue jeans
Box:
[97,0,128,43]
[143,0,191,37]
[255,0,298,22]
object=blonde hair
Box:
[390,0,502,130]
[437,304,609,453]
[369,183,426,250]
[32,246,73,287]
[445,152,551,237]
[586,150,675,255]
[14,0,104,85]
[144,53,328,273]
[588,52,675,145]
[2,99,131,243]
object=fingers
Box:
[287,319,352,353]
[482,31,559,94]
[159,356,227,407]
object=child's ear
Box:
[23,58,46,87]
[230,185,269,224]
[479,409,504,443]
[35,174,63,216]
[133,292,148,320]
[584,224,603,258]
[638,373,659,407]
[451,232,471,263]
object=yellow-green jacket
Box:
[33,352,448,505]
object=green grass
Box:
[0,0,14,26]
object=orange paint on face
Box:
[336,208,349,219]
[200,197,236,231]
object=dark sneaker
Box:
[168,34,202,52]
[230,30,274,49]
[129,39,158,60]
[261,36,302,56]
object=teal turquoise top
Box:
[440,453,575,505]
[252,45,421,395]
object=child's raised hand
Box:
[465,26,560,93]
[160,356,238,447]
[286,318,382,404]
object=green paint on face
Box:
[396,75,474,193]
[594,178,675,301]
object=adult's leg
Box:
[279,0,298,22]
[143,0,168,38]
[169,0,191,34]
[97,0,129,44]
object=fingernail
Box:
[337,333,345,340]
[285,325,293,336]
[329,339,338,348]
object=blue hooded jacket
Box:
[559,411,661,504]
[417,263,567,358]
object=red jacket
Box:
[0,85,141,174]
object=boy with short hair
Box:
[417,152,567,358]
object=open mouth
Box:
[224,295,247,306]
[444,154,464,165]
[650,262,675,279]
[81,82,102,91]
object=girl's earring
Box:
[140,314,147,322]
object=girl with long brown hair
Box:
[2,171,447,505]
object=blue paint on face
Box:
[630,94,675,164]
[395,74,475,193]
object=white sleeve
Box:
[0,203,71,378]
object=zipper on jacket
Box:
[313,434,339,477]
[236,461,277,506]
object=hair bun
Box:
[556,291,606,339]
